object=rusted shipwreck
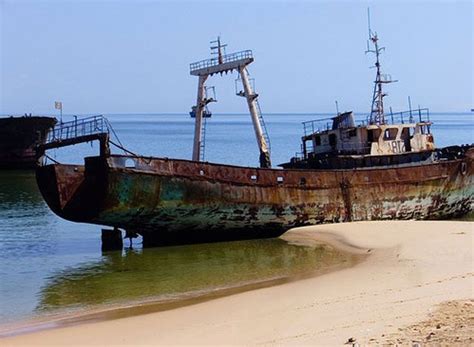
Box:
[36,34,473,247]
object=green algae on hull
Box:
[36,149,474,246]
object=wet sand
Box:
[2,220,473,345]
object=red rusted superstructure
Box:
[36,147,473,246]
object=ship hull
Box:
[0,116,57,169]
[36,148,474,246]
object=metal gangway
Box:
[39,115,118,157]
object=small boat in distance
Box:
[35,28,473,248]
[0,115,57,169]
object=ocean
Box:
[0,112,472,327]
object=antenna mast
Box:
[365,8,396,125]
[211,36,227,65]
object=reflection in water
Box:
[0,171,56,257]
[0,171,62,324]
[0,171,43,205]
[38,239,358,313]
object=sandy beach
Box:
[2,220,473,345]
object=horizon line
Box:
[1,111,473,117]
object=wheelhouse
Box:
[300,109,434,161]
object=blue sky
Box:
[1,0,472,114]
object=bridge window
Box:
[401,127,413,140]
[420,125,431,134]
[383,128,398,140]
[329,134,337,146]
[368,129,381,142]
[314,135,321,146]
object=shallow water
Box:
[0,112,472,326]
[36,240,356,317]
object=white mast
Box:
[189,37,271,168]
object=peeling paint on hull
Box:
[36,148,474,246]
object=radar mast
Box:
[366,8,397,125]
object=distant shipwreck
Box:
[35,30,473,248]
[0,116,56,169]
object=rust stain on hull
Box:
[36,148,474,246]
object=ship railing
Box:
[40,115,132,163]
[388,108,430,124]
[366,108,430,125]
[190,50,253,73]
[47,115,110,143]
[302,117,333,136]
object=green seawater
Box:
[36,239,356,316]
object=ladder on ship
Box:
[255,99,271,153]
[235,75,271,154]
[200,116,208,161]
[198,86,216,161]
